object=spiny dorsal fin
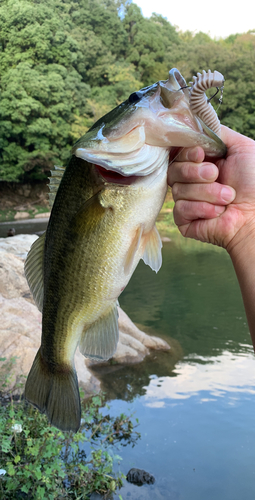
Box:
[24,233,45,312]
[79,302,119,360]
[142,225,162,273]
[48,165,65,208]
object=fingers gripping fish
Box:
[24,69,226,432]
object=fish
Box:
[24,68,227,432]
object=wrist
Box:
[226,220,255,349]
[227,219,255,266]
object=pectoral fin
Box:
[24,233,45,311]
[79,302,119,360]
[142,225,162,273]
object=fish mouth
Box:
[95,164,139,185]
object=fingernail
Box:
[221,187,235,203]
[200,164,217,180]
[215,206,225,216]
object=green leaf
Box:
[14,455,20,464]
[7,463,15,476]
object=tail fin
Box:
[24,349,81,432]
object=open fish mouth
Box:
[95,164,139,185]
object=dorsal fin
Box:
[24,233,45,312]
[48,165,65,208]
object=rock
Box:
[34,212,51,219]
[0,234,38,259]
[113,331,150,364]
[117,307,170,352]
[126,468,155,485]
[0,251,33,301]
[0,234,170,393]
[14,211,30,220]
[16,184,31,198]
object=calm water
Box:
[91,232,255,500]
[0,218,48,238]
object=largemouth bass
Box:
[24,69,226,432]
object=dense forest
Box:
[0,0,255,182]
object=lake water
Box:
[0,218,48,238]
[91,232,255,500]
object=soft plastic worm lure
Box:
[189,70,224,137]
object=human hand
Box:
[168,125,255,255]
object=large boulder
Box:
[0,235,170,394]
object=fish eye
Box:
[128,91,143,104]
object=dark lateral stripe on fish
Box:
[95,164,138,185]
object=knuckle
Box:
[175,199,185,212]
[181,163,197,182]
[171,183,179,199]
[180,163,190,180]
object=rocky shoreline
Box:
[0,234,170,396]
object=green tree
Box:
[0,0,90,181]
[123,4,179,85]
[1,0,255,182]
[0,62,89,181]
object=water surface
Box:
[93,233,255,499]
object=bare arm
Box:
[168,126,255,348]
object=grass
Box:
[156,194,179,237]
[0,205,50,223]
[0,209,17,223]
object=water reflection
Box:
[90,343,182,401]
[119,235,250,358]
[144,350,255,408]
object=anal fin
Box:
[142,225,162,273]
[79,302,119,361]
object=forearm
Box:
[228,224,255,350]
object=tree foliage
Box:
[0,0,255,182]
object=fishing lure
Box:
[189,69,224,137]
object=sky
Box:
[133,0,255,39]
